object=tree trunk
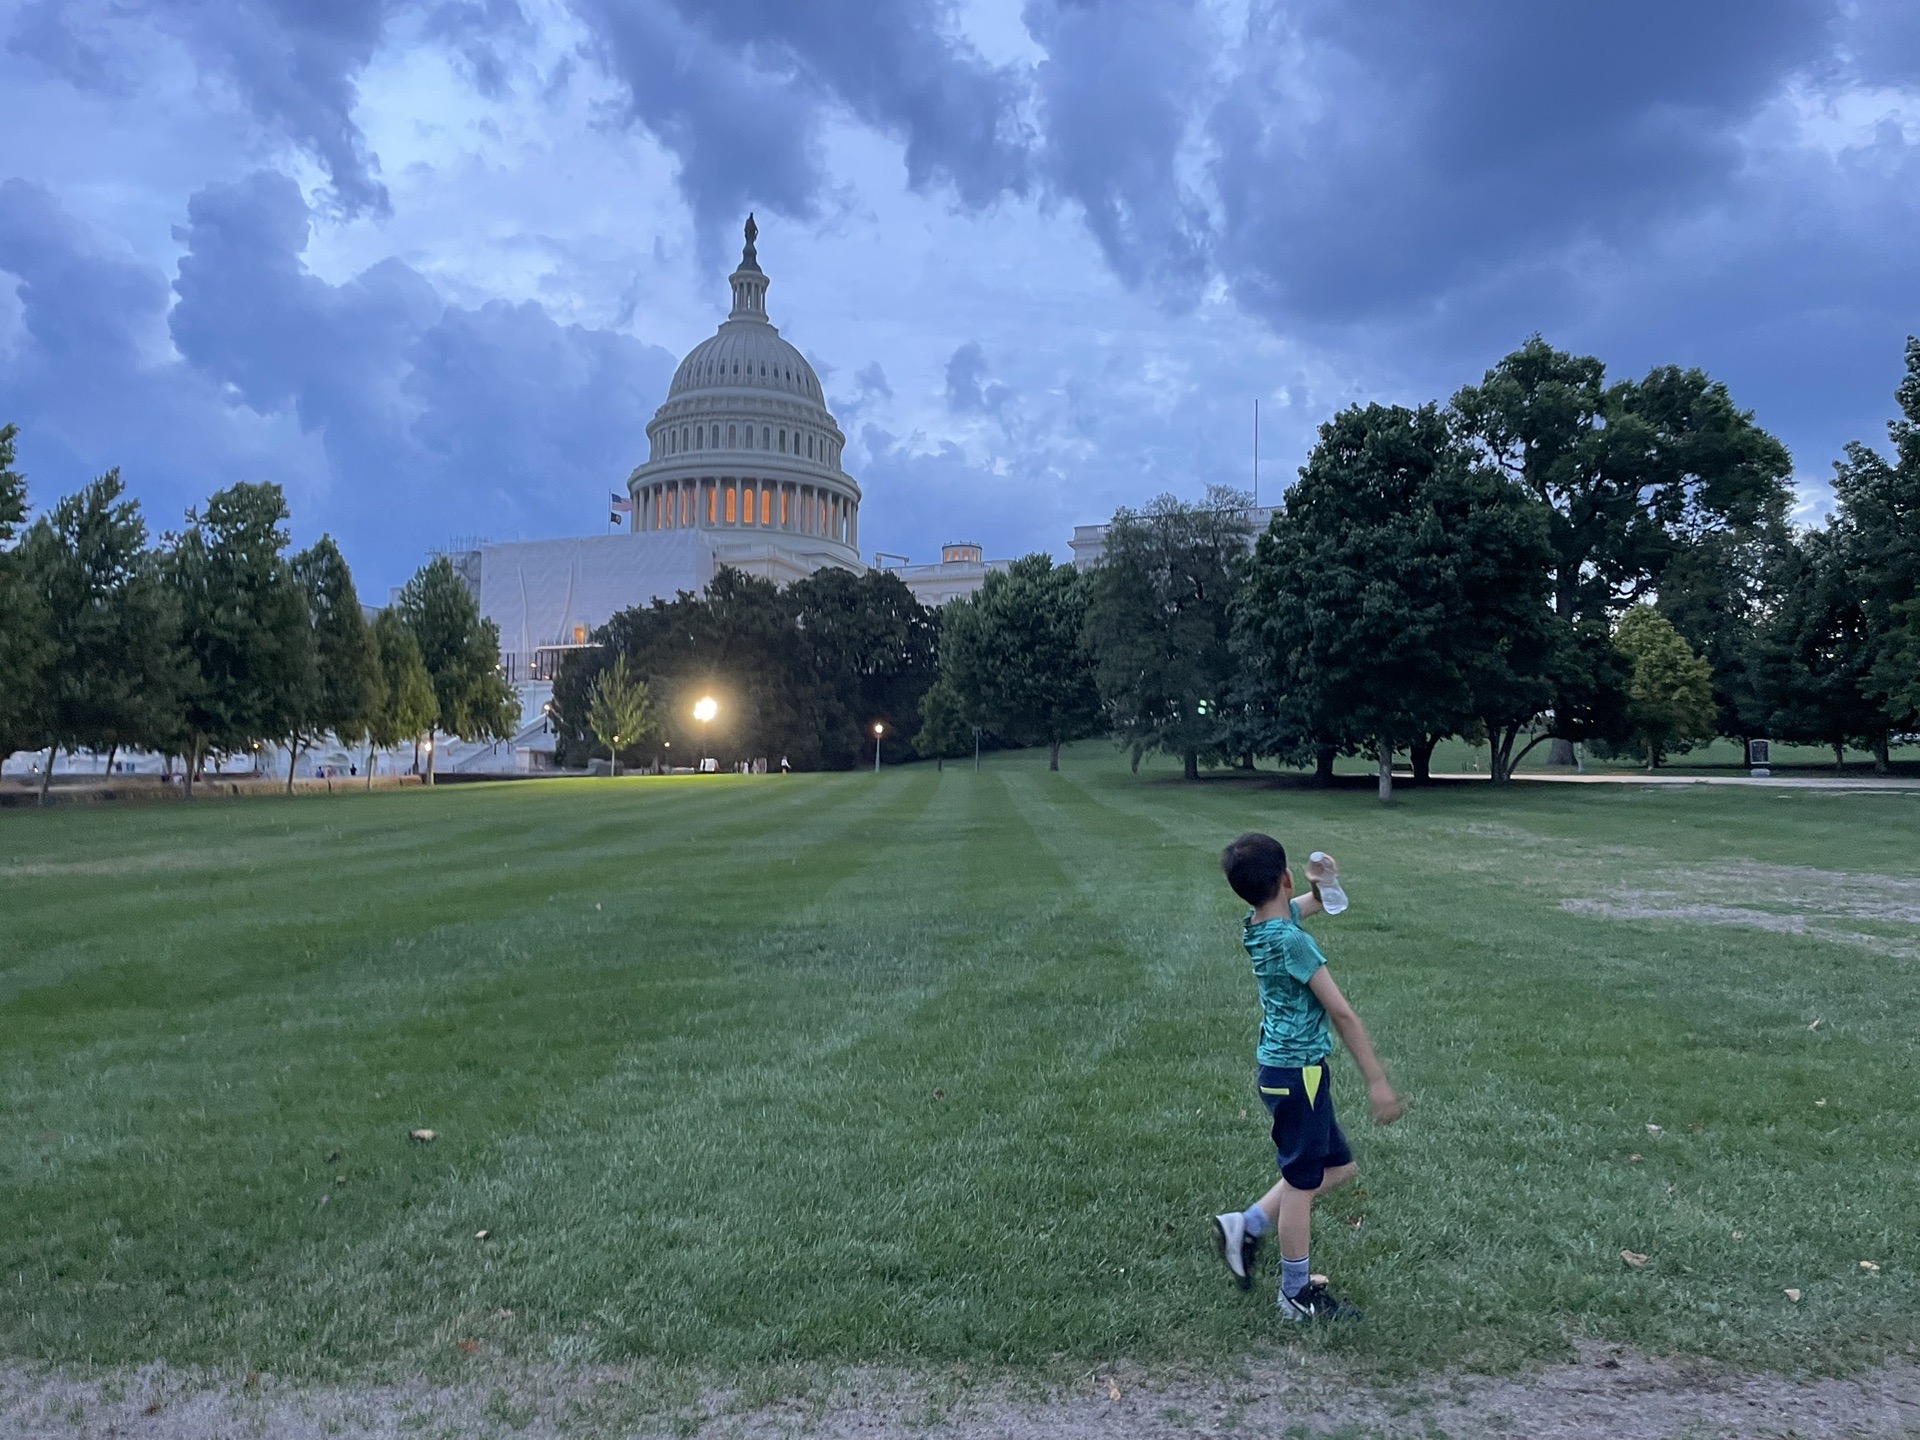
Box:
[1241,751,1255,771]
[1376,739,1393,803]
[1315,745,1337,785]
[1873,735,1890,774]
[1832,742,1844,772]
[427,731,437,785]
[412,735,421,775]
[103,744,119,779]
[38,746,56,806]
[185,737,200,798]
[286,739,300,795]
[1547,737,1577,766]
[1488,723,1514,785]
[1411,735,1437,784]
[1183,748,1199,782]
[367,742,377,790]
[1129,745,1141,774]
[1048,741,1061,772]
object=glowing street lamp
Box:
[872,721,884,774]
[694,695,718,769]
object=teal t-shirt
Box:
[1244,901,1333,1066]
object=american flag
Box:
[609,491,633,526]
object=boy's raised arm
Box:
[1307,967,1402,1124]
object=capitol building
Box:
[435,218,1004,771]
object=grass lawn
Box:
[2,747,1916,1386]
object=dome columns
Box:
[632,475,856,547]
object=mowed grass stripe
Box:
[0,750,1914,1380]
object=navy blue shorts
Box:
[1257,1060,1352,1191]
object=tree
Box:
[913,676,979,762]
[1238,403,1556,800]
[586,654,658,776]
[395,555,519,783]
[166,482,313,792]
[936,554,1101,771]
[0,423,52,762]
[365,608,437,785]
[1083,487,1254,780]
[19,471,184,802]
[1749,527,1882,768]
[286,536,380,792]
[789,567,941,764]
[1452,338,1793,761]
[1828,336,1920,768]
[1613,605,1717,768]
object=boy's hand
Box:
[1368,1078,1403,1125]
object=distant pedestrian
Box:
[1210,832,1401,1322]
[780,756,791,774]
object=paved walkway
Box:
[1433,770,1920,792]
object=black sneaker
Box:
[1278,1279,1362,1322]
[1212,1212,1260,1290]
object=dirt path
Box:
[5,1346,1918,1440]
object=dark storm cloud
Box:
[0,173,673,584]
[4,0,531,216]
[573,0,1029,246]
[1025,0,1214,303]
[944,341,1010,415]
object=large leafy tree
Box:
[19,471,184,801]
[936,554,1100,771]
[1452,338,1793,761]
[789,566,941,763]
[555,566,940,773]
[1083,487,1253,780]
[1748,529,1880,768]
[166,482,313,790]
[1829,336,1920,767]
[286,535,380,791]
[1612,604,1717,768]
[395,555,519,782]
[1238,403,1558,799]
[364,608,437,783]
[0,423,52,762]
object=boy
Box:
[1212,832,1401,1320]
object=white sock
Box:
[1281,1254,1310,1298]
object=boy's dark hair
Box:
[1222,832,1287,906]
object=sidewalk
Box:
[1433,770,1920,792]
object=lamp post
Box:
[694,695,717,769]
[872,722,884,774]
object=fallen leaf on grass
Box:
[457,1340,480,1356]
[933,1089,945,1100]
[1733,1231,1747,1240]
[1860,1261,1880,1274]
[142,1402,162,1416]
[1621,1250,1649,1268]
[1814,1100,1828,1108]
[1106,1378,1121,1401]
[333,1175,346,1186]
[317,1194,329,1207]
[1627,1154,1643,1164]
[474,1229,490,1240]
[244,1371,260,1390]
[410,1129,436,1143]
[1348,1216,1364,1230]
[1238,1108,1248,1120]
[494,1308,515,1319]
[1784,1288,1802,1302]
[1808,1018,1822,1030]
[1645,1124,1662,1135]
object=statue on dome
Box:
[742,213,759,268]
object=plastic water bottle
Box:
[1308,852,1348,915]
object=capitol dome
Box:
[627,217,860,564]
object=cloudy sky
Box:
[2,0,1917,595]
